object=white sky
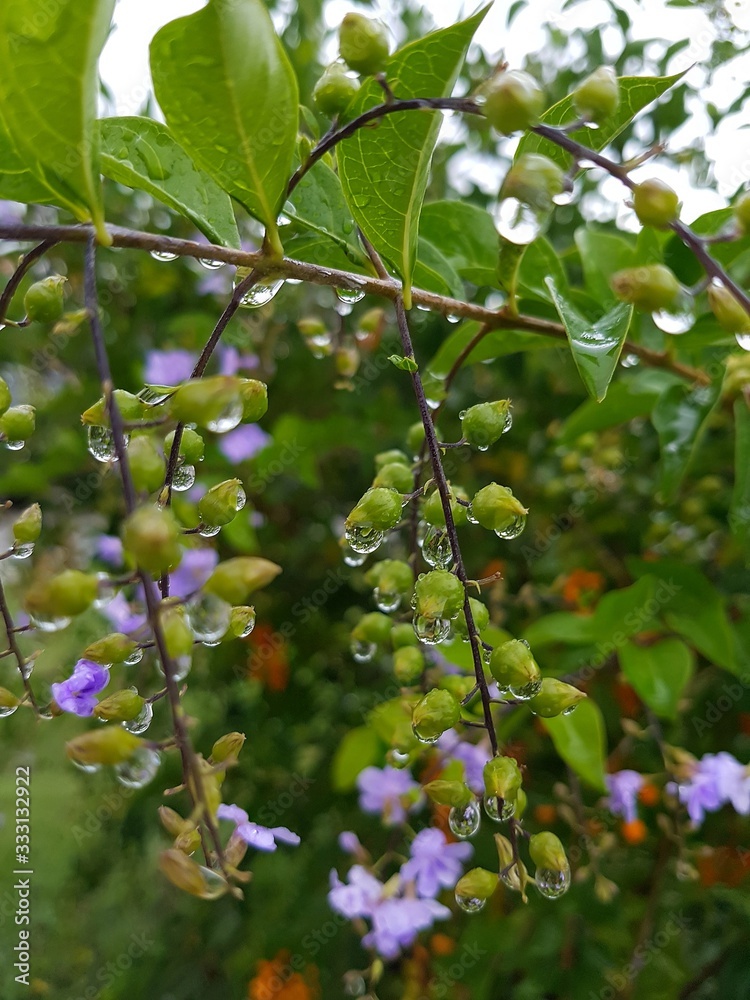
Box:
[100,0,750,221]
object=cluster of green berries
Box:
[312,14,391,117]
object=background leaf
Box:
[619,638,694,719]
[731,399,750,556]
[651,381,720,502]
[427,321,560,378]
[542,699,608,792]
[419,201,500,287]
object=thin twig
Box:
[0,576,40,713]
[0,239,58,325]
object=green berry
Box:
[165,427,205,465]
[122,506,182,576]
[610,264,682,313]
[529,677,586,718]
[239,379,268,422]
[94,689,145,722]
[0,377,11,418]
[733,192,750,235]
[422,486,469,527]
[482,70,545,135]
[204,557,281,605]
[84,633,139,665]
[461,400,512,449]
[313,62,360,116]
[572,66,620,122]
[393,645,424,685]
[412,688,461,741]
[374,449,410,470]
[373,461,414,493]
[129,436,165,494]
[707,281,750,334]
[13,504,42,545]
[483,755,522,800]
[352,611,393,647]
[346,487,403,532]
[489,639,541,690]
[81,390,147,427]
[169,376,242,429]
[339,13,390,75]
[632,178,680,229]
[414,570,465,621]
[66,728,143,767]
[423,779,473,809]
[198,479,246,527]
[529,831,568,871]
[391,622,418,649]
[452,597,490,641]
[470,483,528,534]
[24,276,66,324]
[501,154,564,212]
[455,868,499,901]
[0,404,35,441]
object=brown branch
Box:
[0,239,58,324]
[0,576,40,713]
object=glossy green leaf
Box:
[517,237,568,302]
[427,320,560,378]
[150,0,299,247]
[338,6,489,306]
[574,228,635,305]
[619,638,694,719]
[419,201,500,287]
[282,232,372,275]
[731,400,750,556]
[286,161,365,265]
[522,612,599,648]
[651,381,720,502]
[558,372,679,444]
[388,355,418,372]
[542,699,607,792]
[413,238,464,300]
[99,118,240,248]
[0,0,114,238]
[332,726,383,791]
[591,576,661,644]
[546,277,633,401]
[515,72,685,170]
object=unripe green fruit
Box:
[572,66,620,122]
[204,556,281,605]
[529,831,568,871]
[632,178,680,229]
[210,731,246,764]
[198,479,246,527]
[66,727,142,767]
[484,754,522,800]
[707,281,750,334]
[0,404,35,441]
[406,421,443,457]
[455,867,499,901]
[452,597,490,640]
[81,390,147,427]
[482,69,545,134]
[412,688,461,741]
[514,788,527,819]
[422,486,469,527]
[346,487,403,532]
[364,559,414,599]
[160,604,194,659]
[165,427,205,465]
[24,275,66,324]
[13,503,42,544]
[0,687,20,710]
[45,570,99,616]
[423,779,473,809]
[339,13,390,75]
[169,376,242,429]
[222,606,256,640]
[529,677,586,717]
[352,611,393,647]
[470,483,528,534]
[0,377,10,417]
[610,264,681,313]
[393,645,424,685]
[489,639,541,689]
[94,688,145,722]
[374,449,410,470]
[733,192,750,235]
[313,62,360,116]
[461,400,512,449]
[414,570,465,620]
[239,379,268,422]
[373,462,414,493]
[297,316,327,338]
[391,622,418,649]
[122,506,182,576]
[129,436,165,493]
[439,675,476,701]
[501,154,564,212]
[84,632,139,664]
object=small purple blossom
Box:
[217,345,259,376]
[400,828,472,899]
[218,424,270,463]
[356,766,422,826]
[216,803,300,852]
[362,896,451,960]
[167,548,219,600]
[328,865,383,918]
[96,535,123,566]
[675,752,750,825]
[338,831,363,855]
[144,349,197,386]
[51,659,109,716]
[438,730,490,795]
[605,770,645,824]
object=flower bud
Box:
[0,377,11,417]
[440,675,476,702]
[393,645,424,684]
[452,597,490,641]
[482,70,545,134]
[529,677,586,717]
[364,559,414,599]
[81,390,147,426]
[494,833,530,900]
[484,755,522,801]
[159,806,191,838]
[514,788,527,819]
[461,400,512,449]
[66,727,143,766]
[169,376,242,429]
[93,688,145,722]
[13,503,42,544]
[733,192,750,235]
[490,639,541,689]
[204,556,282,605]
[0,404,35,441]
[373,462,414,493]
[406,421,443,457]
[572,66,620,122]
[391,622,418,649]
[222,605,256,640]
[129,436,165,493]
[198,479,246,527]
[36,570,98,617]
[610,264,682,313]
[414,570,465,620]
[239,379,268,422]
[339,13,390,75]
[210,731,246,765]
[346,487,403,532]
[0,687,20,709]
[160,604,194,659]
[470,483,528,534]
[423,779,473,809]
[707,281,750,334]
[159,848,229,899]
[165,427,205,465]
[297,316,328,338]
[84,632,139,665]
[174,828,202,856]
[632,179,680,229]
[24,275,66,324]
[122,506,182,576]
[374,448,410,470]
[529,831,568,871]
[412,688,461,742]
[313,62,360,116]
[501,154,564,212]
[455,867,498,901]
[352,611,393,647]
[422,486,469,527]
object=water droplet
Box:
[411,721,441,745]
[344,972,367,997]
[562,703,579,716]
[455,891,486,913]
[0,702,18,718]
[199,523,222,539]
[172,461,196,492]
[342,544,367,567]
[494,513,527,540]
[199,257,224,270]
[115,747,161,788]
[124,647,144,666]
[88,425,127,463]
[495,198,545,245]
[236,278,284,308]
[234,486,247,511]
[621,353,639,368]
[92,572,116,610]
[336,287,366,306]
[205,398,243,433]
[123,697,153,735]
[29,612,71,633]
[449,799,481,838]
[374,587,401,613]
[483,794,514,822]
[416,520,429,548]
[446,313,461,324]
[416,304,430,313]
[186,593,232,645]
[502,411,513,434]
[307,332,333,359]
[5,440,25,451]
[350,638,376,663]
[72,759,101,774]
[386,748,411,768]
[652,292,695,334]
[236,608,256,637]
[422,525,453,570]
[12,542,34,560]
[552,179,579,206]
[508,678,543,701]
[150,250,178,262]
[139,385,175,406]
[413,615,451,645]
[345,524,384,555]
[466,506,479,525]
[535,866,570,899]
[736,332,750,351]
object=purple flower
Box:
[218,424,270,463]
[96,535,123,566]
[438,730,490,796]
[356,766,422,826]
[167,548,218,600]
[144,349,197,386]
[676,753,750,825]
[400,828,472,899]
[216,803,300,852]
[101,591,146,634]
[328,865,383,918]
[605,770,645,824]
[217,345,259,375]
[338,831,363,855]
[51,659,109,716]
[362,897,450,960]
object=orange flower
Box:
[534,804,557,825]
[430,933,456,957]
[620,819,647,845]
[248,623,289,692]
[638,783,660,807]
[561,569,605,609]
[249,951,319,1000]
[697,847,750,888]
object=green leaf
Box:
[546,277,633,401]
[574,228,635,305]
[591,576,661,644]
[732,400,750,556]
[419,201,500,287]
[542,699,607,792]
[338,6,489,306]
[286,161,367,266]
[516,72,685,170]
[282,232,372,275]
[428,320,559,379]
[150,0,299,247]
[0,0,114,239]
[558,372,678,444]
[388,354,418,372]
[332,726,383,791]
[99,118,240,248]
[413,238,464,300]
[651,381,721,502]
[619,638,694,719]
[522,612,599,648]
[517,237,568,302]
